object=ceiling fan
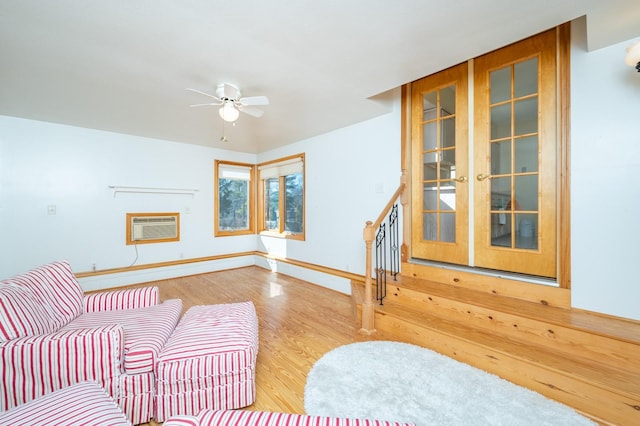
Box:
[187,83,269,122]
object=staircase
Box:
[351,265,640,425]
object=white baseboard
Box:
[254,256,351,295]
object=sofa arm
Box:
[83,286,159,312]
[0,324,125,411]
[164,415,199,426]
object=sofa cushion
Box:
[62,298,183,374]
[0,380,131,426]
[0,283,55,342]
[2,260,83,330]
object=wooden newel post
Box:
[360,220,376,334]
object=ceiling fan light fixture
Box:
[625,39,640,72]
[219,101,240,122]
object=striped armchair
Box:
[0,260,183,424]
[164,409,417,426]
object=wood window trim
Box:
[214,160,256,237]
[257,153,306,241]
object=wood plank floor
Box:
[140,266,390,424]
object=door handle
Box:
[476,173,492,181]
[453,176,467,183]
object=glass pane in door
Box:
[421,85,458,244]
[487,57,540,251]
[515,136,538,173]
[514,58,538,97]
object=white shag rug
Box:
[304,341,596,426]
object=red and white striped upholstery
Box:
[164,409,417,426]
[0,283,55,340]
[1,260,84,330]
[155,302,259,422]
[0,381,131,426]
[0,261,183,425]
[63,299,182,374]
[0,323,124,411]
[84,286,159,312]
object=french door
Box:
[411,29,559,278]
[411,63,469,265]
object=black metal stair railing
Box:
[374,203,400,305]
[361,182,405,333]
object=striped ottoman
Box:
[155,301,259,422]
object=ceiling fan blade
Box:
[238,105,264,118]
[189,102,221,107]
[238,95,269,106]
[186,88,222,101]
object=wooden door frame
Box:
[401,23,571,290]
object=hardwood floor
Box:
[140,265,388,424]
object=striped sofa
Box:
[164,409,417,426]
[0,381,132,426]
[0,260,182,424]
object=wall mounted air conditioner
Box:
[127,213,180,244]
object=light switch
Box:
[47,205,56,215]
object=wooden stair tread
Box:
[384,275,640,344]
[374,301,640,398]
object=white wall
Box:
[0,92,401,294]
[256,89,402,280]
[0,116,257,282]
[3,23,639,321]
[570,18,640,320]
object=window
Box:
[258,154,305,240]
[214,160,255,236]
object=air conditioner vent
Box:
[126,213,180,245]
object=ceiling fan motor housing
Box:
[216,83,241,101]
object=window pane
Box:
[218,178,249,231]
[440,187,456,211]
[440,213,455,242]
[515,58,538,98]
[490,103,511,140]
[442,148,455,167]
[423,91,437,120]
[516,213,538,250]
[441,85,456,115]
[491,176,511,210]
[490,66,511,104]
[423,213,437,241]
[515,136,538,173]
[285,173,303,234]
[265,178,279,231]
[491,140,511,175]
[515,174,538,211]
[423,182,437,210]
[441,117,455,148]
[423,121,437,151]
[514,97,538,135]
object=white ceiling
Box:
[1,1,639,153]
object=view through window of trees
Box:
[215,161,254,236]
[259,154,305,240]
[285,173,303,233]
[214,155,304,240]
